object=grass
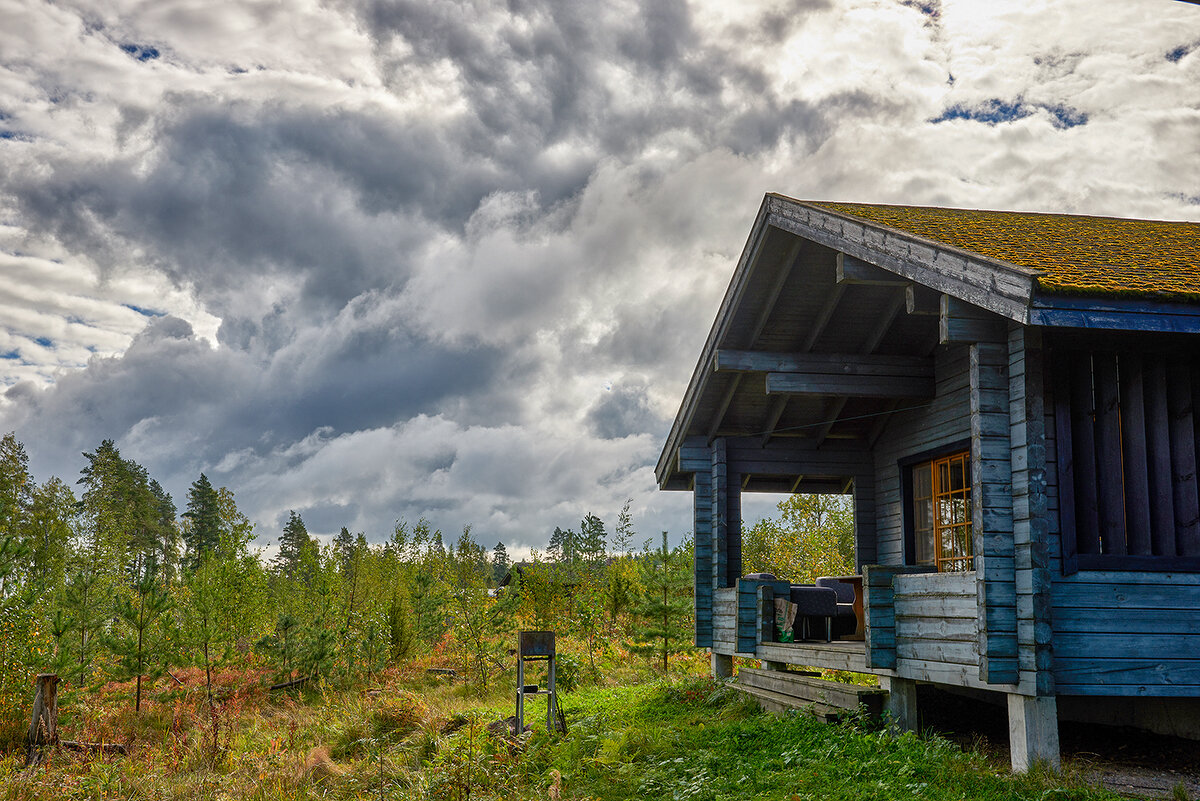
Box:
[0,656,1132,801]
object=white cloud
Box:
[1,0,1197,550]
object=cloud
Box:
[1,0,1198,550]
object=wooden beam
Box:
[905,284,940,316]
[836,253,909,286]
[766,372,935,398]
[759,396,788,446]
[814,291,907,446]
[714,350,933,377]
[802,284,845,352]
[940,295,1007,344]
[706,375,742,442]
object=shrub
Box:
[370,691,428,739]
[0,601,48,752]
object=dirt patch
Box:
[917,686,1200,799]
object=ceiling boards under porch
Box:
[656,196,1016,493]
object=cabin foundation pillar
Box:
[711,652,733,680]
[1007,694,1060,773]
[760,660,787,672]
[882,677,919,734]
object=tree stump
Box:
[25,673,60,768]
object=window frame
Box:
[900,440,973,572]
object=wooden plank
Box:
[715,350,933,377]
[897,639,978,665]
[1119,353,1153,555]
[1052,580,1200,608]
[894,657,1021,691]
[765,371,935,399]
[1068,354,1100,555]
[1054,658,1200,687]
[1145,355,1178,556]
[1167,359,1200,556]
[754,641,870,673]
[768,201,1035,322]
[836,253,909,286]
[1053,683,1200,697]
[905,284,940,316]
[1053,632,1200,659]
[1092,352,1127,555]
[738,667,886,716]
[940,295,1007,345]
[894,596,978,618]
[895,617,977,640]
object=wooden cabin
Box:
[656,194,1200,770]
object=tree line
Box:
[0,432,694,748]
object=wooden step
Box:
[737,667,886,719]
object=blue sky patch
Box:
[900,0,940,19]
[1166,41,1197,63]
[931,98,1087,129]
[1,350,19,360]
[120,43,160,62]
[34,336,53,348]
[124,303,165,317]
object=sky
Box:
[1,0,1198,557]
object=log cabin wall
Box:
[1043,333,1200,697]
[872,345,972,565]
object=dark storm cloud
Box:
[5,0,1197,550]
[586,382,661,440]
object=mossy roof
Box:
[807,200,1200,302]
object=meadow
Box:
[1,643,1131,801]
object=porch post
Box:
[711,438,742,588]
[711,653,733,680]
[1007,694,1060,772]
[882,676,919,734]
[693,467,714,648]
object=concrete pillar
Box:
[1007,694,1060,772]
[882,677,919,735]
[711,652,733,680]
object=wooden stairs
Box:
[736,666,887,721]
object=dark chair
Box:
[789,585,838,642]
[815,577,857,639]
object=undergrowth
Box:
[0,662,1127,801]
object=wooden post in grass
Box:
[25,673,60,767]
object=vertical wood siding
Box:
[693,468,714,648]
[1046,347,1200,696]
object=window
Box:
[910,451,973,573]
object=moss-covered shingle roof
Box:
[809,201,1200,301]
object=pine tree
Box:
[108,558,171,712]
[491,542,510,586]
[148,480,179,581]
[182,473,221,568]
[0,433,33,542]
[333,526,355,573]
[579,513,607,569]
[274,510,313,575]
[630,532,693,674]
[612,499,635,555]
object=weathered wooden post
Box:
[25,673,60,768]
